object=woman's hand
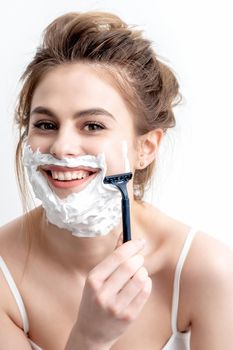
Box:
[68,238,151,349]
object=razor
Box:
[103,172,133,243]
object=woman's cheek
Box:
[103,146,133,175]
[26,135,49,154]
[26,135,37,152]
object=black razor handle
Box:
[122,198,131,242]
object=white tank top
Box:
[0,227,197,349]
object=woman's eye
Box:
[33,121,57,130]
[83,122,105,132]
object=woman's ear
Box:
[135,129,164,169]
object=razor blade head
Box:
[103,172,132,185]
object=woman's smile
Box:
[40,165,100,190]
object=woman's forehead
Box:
[30,63,135,123]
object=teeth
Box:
[51,170,90,181]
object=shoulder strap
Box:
[0,256,29,334]
[171,227,197,334]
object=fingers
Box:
[96,272,152,323]
[88,239,145,284]
[99,264,150,314]
[115,232,123,249]
[83,238,151,337]
[101,254,145,295]
[116,267,149,308]
[120,277,152,321]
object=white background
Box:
[0,0,232,248]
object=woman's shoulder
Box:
[0,214,29,331]
[140,202,233,327]
[0,211,32,283]
[184,228,233,273]
[181,230,233,303]
[179,227,233,293]
[173,230,233,337]
[0,207,41,252]
[139,200,233,293]
[0,214,25,253]
[139,200,233,264]
[0,209,40,277]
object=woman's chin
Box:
[50,187,77,199]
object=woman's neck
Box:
[31,201,161,274]
[35,206,122,273]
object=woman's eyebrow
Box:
[30,106,115,120]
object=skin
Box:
[0,63,233,350]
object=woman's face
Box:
[27,63,139,198]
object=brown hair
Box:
[15,11,181,204]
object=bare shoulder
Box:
[181,230,233,322]
[0,258,32,350]
[138,201,233,336]
[0,215,25,255]
[0,214,28,327]
[0,209,43,318]
[0,218,20,250]
[183,230,233,288]
[0,207,41,256]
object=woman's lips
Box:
[41,165,100,173]
[40,166,100,190]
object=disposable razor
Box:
[103,172,132,243]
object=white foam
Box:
[23,144,121,237]
[122,140,131,173]
[22,140,131,237]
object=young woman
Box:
[0,12,232,350]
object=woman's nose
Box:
[49,128,82,159]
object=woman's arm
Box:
[65,326,111,350]
[188,235,233,349]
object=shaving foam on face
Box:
[22,143,122,237]
[122,140,131,173]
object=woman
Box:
[0,11,232,350]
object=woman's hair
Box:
[15,11,181,205]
